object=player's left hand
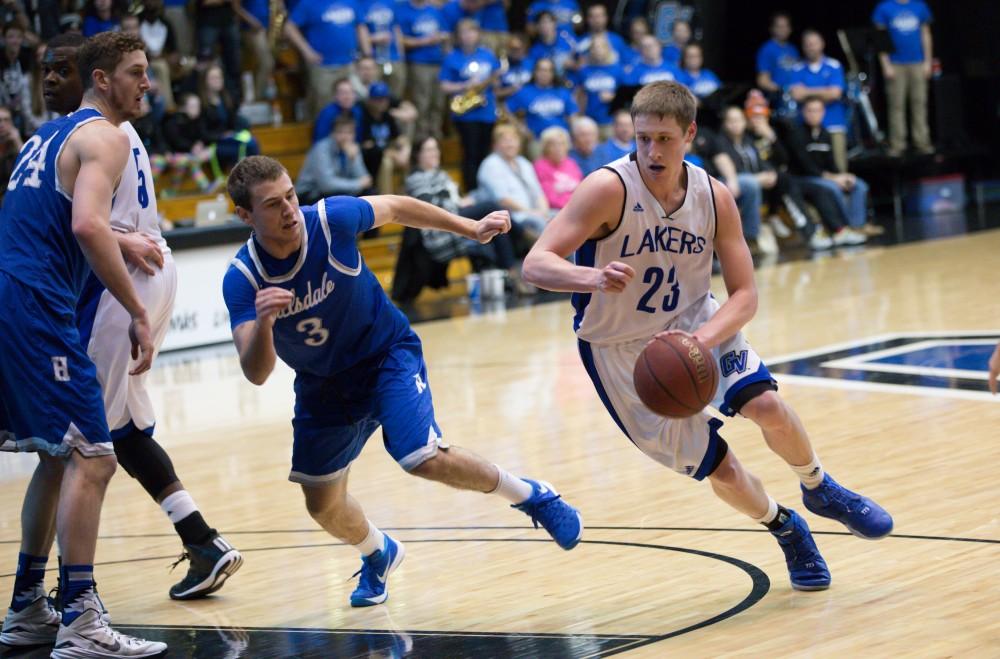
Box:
[474,211,511,243]
[119,232,164,275]
[128,311,155,375]
[650,329,712,349]
[988,342,1000,395]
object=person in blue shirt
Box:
[661,18,691,68]
[527,0,578,41]
[623,15,651,68]
[497,33,534,102]
[234,0,275,101]
[284,0,366,119]
[440,18,502,190]
[359,0,407,100]
[625,35,681,86]
[755,11,800,96]
[312,77,365,143]
[573,35,624,133]
[221,155,583,608]
[786,30,848,172]
[574,3,629,65]
[506,57,578,139]
[872,0,933,155]
[0,31,166,656]
[678,43,720,101]
[528,11,576,77]
[398,0,450,141]
[595,108,634,163]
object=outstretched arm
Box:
[364,194,510,243]
[522,168,635,293]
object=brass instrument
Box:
[450,78,491,115]
[268,0,287,53]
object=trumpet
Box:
[450,78,492,115]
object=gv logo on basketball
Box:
[720,350,749,377]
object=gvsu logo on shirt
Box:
[891,13,920,32]
[322,6,355,24]
[414,17,440,36]
[529,96,567,117]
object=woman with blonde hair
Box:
[534,126,582,210]
[477,123,550,239]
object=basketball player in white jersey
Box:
[47,33,241,601]
[523,81,893,591]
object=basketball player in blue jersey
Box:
[222,155,583,607]
[524,81,894,592]
[0,32,167,657]
[13,32,242,607]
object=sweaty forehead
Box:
[44,47,78,66]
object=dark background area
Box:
[508,0,1000,175]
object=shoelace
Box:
[169,552,190,572]
[823,483,860,512]
[521,492,564,530]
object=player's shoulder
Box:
[224,246,259,290]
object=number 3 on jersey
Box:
[296,317,329,346]
[636,266,679,314]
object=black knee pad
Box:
[727,380,779,415]
[112,430,178,499]
[703,437,730,478]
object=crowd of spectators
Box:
[0,0,936,279]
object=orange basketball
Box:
[633,334,719,418]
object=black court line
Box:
[2,525,993,546]
[0,538,769,658]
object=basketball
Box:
[633,334,719,418]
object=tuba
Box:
[268,0,287,53]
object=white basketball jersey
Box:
[573,155,716,345]
[112,122,169,254]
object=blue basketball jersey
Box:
[222,196,412,378]
[0,108,105,316]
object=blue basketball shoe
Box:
[512,480,583,550]
[771,509,831,591]
[801,474,893,540]
[350,535,406,607]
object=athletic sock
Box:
[488,466,534,504]
[59,564,94,626]
[353,522,385,557]
[754,497,793,532]
[161,490,214,545]
[10,553,47,612]
[791,456,825,490]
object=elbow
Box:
[71,215,101,244]
[521,251,542,285]
[244,368,270,387]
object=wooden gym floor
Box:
[1,231,998,658]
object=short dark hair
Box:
[630,81,697,127]
[333,113,356,132]
[47,32,86,50]
[770,11,791,27]
[227,155,288,210]
[78,32,146,90]
[801,95,825,109]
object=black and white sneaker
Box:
[168,534,243,600]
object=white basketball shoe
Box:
[51,598,166,658]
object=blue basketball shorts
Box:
[288,332,445,485]
[0,272,112,457]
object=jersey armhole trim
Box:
[708,171,719,240]
[317,199,363,277]
[230,258,260,291]
[595,165,627,243]
[53,114,108,202]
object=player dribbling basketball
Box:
[523,81,893,591]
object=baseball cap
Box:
[369,82,390,99]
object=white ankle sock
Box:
[792,456,825,490]
[489,467,534,504]
[160,490,198,524]
[753,496,780,525]
[353,522,385,557]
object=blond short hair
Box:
[630,81,697,127]
[492,123,521,146]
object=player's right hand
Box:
[255,287,295,326]
[119,232,164,275]
[988,342,1000,395]
[128,312,154,375]
[594,261,634,293]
